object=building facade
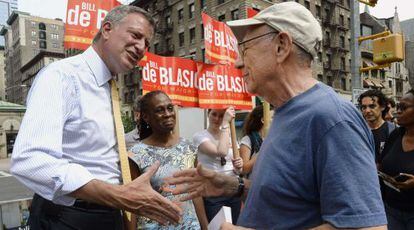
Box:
[0,46,5,101]
[0,11,65,105]
[0,0,18,46]
[360,8,410,101]
[127,0,353,105]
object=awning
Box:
[370,78,385,88]
[363,79,374,87]
[363,78,384,88]
[362,60,374,68]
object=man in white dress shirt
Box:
[10,5,181,229]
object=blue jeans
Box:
[385,203,414,230]
[203,196,241,224]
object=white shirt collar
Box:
[82,46,113,87]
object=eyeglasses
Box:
[360,104,377,111]
[396,103,414,112]
[238,31,278,59]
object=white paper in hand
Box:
[208,206,232,230]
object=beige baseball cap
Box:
[227,2,322,58]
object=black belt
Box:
[32,194,117,215]
[73,199,116,211]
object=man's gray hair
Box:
[93,5,155,43]
[294,44,313,68]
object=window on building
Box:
[51,34,59,40]
[31,21,36,27]
[39,31,46,39]
[341,78,346,90]
[341,57,346,70]
[396,80,403,93]
[201,25,204,39]
[316,5,321,18]
[326,53,331,67]
[218,0,225,4]
[178,8,184,22]
[340,15,344,26]
[166,15,171,24]
[231,9,239,20]
[327,76,333,86]
[325,8,330,18]
[189,4,195,19]
[39,23,46,30]
[380,70,385,80]
[218,14,226,22]
[317,52,322,62]
[200,0,205,8]
[39,40,47,49]
[190,28,196,44]
[31,31,36,37]
[305,1,310,10]
[317,74,323,82]
[202,48,205,62]
[179,32,185,47]
[389,80,392,88]
[340,35,345,48]
[31,40,37,46]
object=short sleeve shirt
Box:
[237,83,386,229]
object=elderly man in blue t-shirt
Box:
[166,2,387,229]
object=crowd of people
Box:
[7,2,414,230]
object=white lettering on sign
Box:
[66,3,108,29]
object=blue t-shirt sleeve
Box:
[316,121,387,228]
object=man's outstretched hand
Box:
[164,164,239,201]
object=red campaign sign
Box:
[65,0,121,50]
[246,7,259,18]
[197,63,252,110]
[140,52,199,108]
[202,13,239,65]
[139,53,252,110]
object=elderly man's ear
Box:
[273,32,293,63]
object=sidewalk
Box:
[0,157,11,172]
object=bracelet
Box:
[219,124,230,131]
[234,176,245,197]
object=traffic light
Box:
[369,0,378,6]
[358,0,377,7]
[373,33,405,65]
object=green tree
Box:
[122,114,135,133]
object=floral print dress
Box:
[130,138,200,230]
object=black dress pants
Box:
[28,194,124,230]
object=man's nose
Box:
[235,53,244,69]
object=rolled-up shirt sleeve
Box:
[10,65,94,206]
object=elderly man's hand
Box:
[119,162,182,225]
[164,164,239,201]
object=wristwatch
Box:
[219,124,230,131]
[234,176,245,197]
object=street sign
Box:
[352,88,367,105]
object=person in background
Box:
[129,90,208,229]
[379,89,414,230]
[166,2,386,229]
[10,5,181,229]
[239,105,273,178]
[384,97,398,124]
[358,89,396,164]
[192,107,243,224]
[125,95,142,150]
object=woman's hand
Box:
[222,107,235,124]
[232,157,243,175]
